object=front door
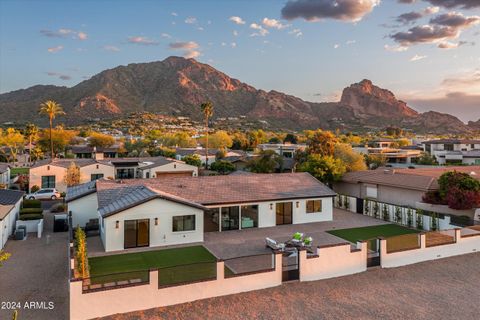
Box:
[124,219,150,249]
[276,202,293,225]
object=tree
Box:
[268,136,281,144]
[334,143,367,172]
[0,128,25,164]
[75,227,89,278]
[201,101,214,169]
[37,128,76,157]
[88,132,115,149]
[306,130,338,156]
[297,154,346,185]
[24,123,39,165]
[231,132,249,150]
[39,100,65,159]
[183,154,202,167]
[65,162,80,187]
[0,250,10,267]
[199,130,232,149]
[428,171,480,210]
[246,150,283,173]
[283,133,298,144]
[210,160,235,174]
[416,152,438,165]
[248,129,267,149]
[365,153,387,169]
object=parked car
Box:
[25,188,61,200]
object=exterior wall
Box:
[102,199,203,252]
[380,229,480,268]
[376,185,424,208]
[140,162,198,178]
[0,168,10,186]
[0,199,21,249]
[70,253,282,320]
[69,193,98,227]
[30,163,114,192]
[292,197,333,224]
[299,242,367,282]
[332,182,361,198]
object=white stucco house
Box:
[0,189,24,249]
[0,163,10,188]
[66,173,336,252]
[422,139,480,165]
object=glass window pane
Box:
[241,205,258,228]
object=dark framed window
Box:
[444,144,454,151]
[41,175,55,188]
[241,205,258,228]
[276,202,292,225]
[172,215,196,232]
[91,173,104,181]
[306,200,322,213]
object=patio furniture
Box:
[85,219,99,232]
[265,237,286,251]
[241,217,254,228]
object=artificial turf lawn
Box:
[88,245,217,286]
[327,224,420,252]
[10,167,29,176]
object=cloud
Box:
[396,7,439,25]
[229,16,246,25]
[171,12,178,16]
[250,23,269,36]
[233,30,239,36]
[384,44,409,52]
[231,42,237,48]
[47,45,63,53]
[423,0,480,9]
[334,43,340,49]
[410,54,427,61]
[40,28,88,40]
[390,24,460,46]
[46,71,71,80]
[103,45,120,52]
[262,17,289,29]
[288,28,303,37]
[127,36,159,45]
[346,39,356,44]
[169,41,201,58]
[430,12,480,28]
[437,40,473,48]
[185,17,197,24]
[442,69,480,91]
[281,0,380,23]
[161,33,172,39]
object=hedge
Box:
[20,208,43,215]
[22,200,42,209]
[19,213,44,221]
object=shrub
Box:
[19,213,43,221]
[416,209,424,230]
[30,185,40,193]
[210,160,235,174]
[373,202,379,219]
[20,207,43,215]
[422,191,445,205]
[382,204,389,221]
[51,203,67,213]
[22,199,42,209]
[395,207,402,223]
[446,187,480,210]
[75,227,89,279]
[407,208,413,227]
[364,199,370,215]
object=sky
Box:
[0,0,479,122]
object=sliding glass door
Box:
[276,202,292,225]
[124,219,150,249]
[221,206,239,231]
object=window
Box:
[41,176,55,188]
[241,205,258,228]
[146,172,150,179]
[172,215,196,232]
[221,206,239,231]
[91,173,104,181]
[366,186,378,199]
[444,144,454,151]
[306,200,322,213]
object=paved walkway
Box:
[204,209,388,259]
[102,252,480,320]
[0,206,69,320]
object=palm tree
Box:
[39,100,65,159]
[24,123,38,165]
[200,102,213,169]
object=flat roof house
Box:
[0,189,24,249]
[67,173,336,252]
[422,139,480,165]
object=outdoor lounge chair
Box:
[265,237,285,251]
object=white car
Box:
[26,188,61,200]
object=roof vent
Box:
[471,171,477,176]
[177,184,186,188]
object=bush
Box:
[446,187,480,210]
[19,213,43,221]
[30,185,40,193]
[422,191,445,205]
[210,160,235,174]
[51,203,66,213]
[20,207,43,215]
[22,199,42,209]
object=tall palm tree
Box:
[24,123,38,165]
[39,100,65,159]
[200,101,214,169]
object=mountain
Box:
[0,56,472,134]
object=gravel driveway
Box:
[0,209,69,320]
[102,252,480,320]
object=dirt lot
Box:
[102,252,480,320]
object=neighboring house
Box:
[175,147,217,166]
[109,157,198,179]
[422,139,480,165]
[30,159,115,192]
[0,163,10,188]
[70,145,120,159]
[66,172,336,252]
[257,143,306,158]
[0,189,24,249]
[66,180,98,228]
[333,166,480,217]
[353,140,421,165]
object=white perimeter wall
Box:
[0,199,21,249]
[299,242,367,282]
[69,193,98,228]
[70,253,283,320]
[103,198,203,252]
[380,230,480,268]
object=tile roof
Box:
[0,189,24,205]
[0,204,14,221]
[342,166,480,191]
[65,180,97,202]
[96,172,336,214]
[31,158,113,169]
